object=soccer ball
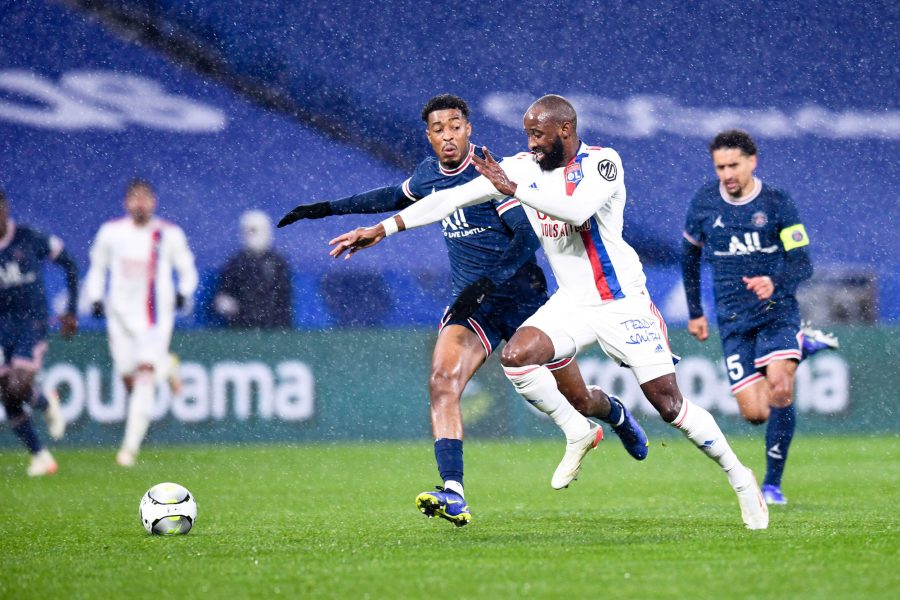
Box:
[139,482,197,535]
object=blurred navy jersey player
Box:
[0,188,77,476]
[279,94,647,527]
[681,129,838,506]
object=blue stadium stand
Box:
[2,0,898,325]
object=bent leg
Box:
[429,325,487,440]
[643,372,767,528]
[734,379,772,425]
[428,325,487,495]
[2,368,43,454]
[552,361,612,419]
[554,360,649,460]
[119,364,156,465]
[501,327,592,442]
[643,374,743,482]
[762,359,799,493]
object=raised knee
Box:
[500,344,529,368]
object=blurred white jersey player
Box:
[85,179,198,466]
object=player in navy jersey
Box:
[279,94,648,527]
[0,189,78,476]
[681,129,838,506]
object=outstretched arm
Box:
[278,186,412,227]
[473,147,621,225]
[328,170,503,259]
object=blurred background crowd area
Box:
[2,0,897,330]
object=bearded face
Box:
[537,135,566,171]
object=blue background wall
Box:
[2,0,897,327]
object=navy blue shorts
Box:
[436,289,571,367]
[0,317,48,373]
[719,311,802,393]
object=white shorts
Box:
[521,290,676,385]
[107,316,173,379]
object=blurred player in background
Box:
[331,94,770,530]
[0,188,77,476]
[214,209,293,328]
[280,94,648,528]
[681,129,839,505]
[85,179,198,467]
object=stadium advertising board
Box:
[0,327,895,447]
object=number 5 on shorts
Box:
[726,354,744,381]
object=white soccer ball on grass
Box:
[139,482,197,535]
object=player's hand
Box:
[687,316,709,342]
[59,313,78,340]
[91,301,105,319]
[742,275,774,301]
[277,202,332,228]
[328,225,386,260]
[448,277,496,321]
[472,147,517,196]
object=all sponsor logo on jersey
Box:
[597,159,617,181]
[752,211,768,227]
[0,262,37,288]
[713,232,778,256]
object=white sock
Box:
[443,480,464,498]
[671,398,751,489]
[121,376,155,455]
[503,364,591,442]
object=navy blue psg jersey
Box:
[683,178,810,322]
[0,221,60,321]
[402,143,544,297]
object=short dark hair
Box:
[709,129,757,156]
[420,94,470,123]
[126,178,154,196]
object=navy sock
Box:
[12,417,43,454]
[434,438,463,487]
[601,396,624,427]
[764,405,796,487]
[31,392,49,412]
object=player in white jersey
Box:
[84,179,198,467]
[330,95,768,530]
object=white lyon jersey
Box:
[392,143,675,381]
[396,143,647,306]
[85,216,198,334]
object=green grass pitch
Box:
[1,435,897,599]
